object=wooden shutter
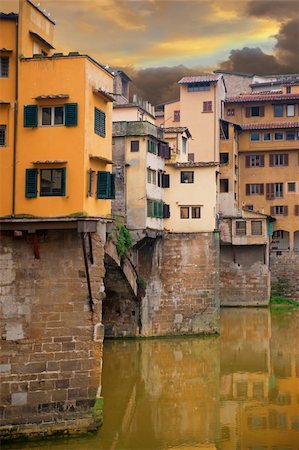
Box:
[163,203,170,218]
[147,199,154,217]
[246,184,250,195]
[94,108,105,137]
[269,154,274,167]
[188,153,194,162]
[162,173,170,188]
[260,106,265,117]
[65,103,78,126]
[61,168,66,196]
[295,205,299,216]
[266,183,275,200]
[164,144,171,160]
[245,107,251,117]
[260,184,264,195]
[260,155,265,167]
[25,168,38,198]
[110,173,115,199]
[283,206,288,216]
[96,171,110,198]
[270,206,275,215]
[284,154,289,166]
[245,156,250,167]
[24,105,38,128]
[158,142,162,157]
[87,169,93,196]
[153,200,158,218]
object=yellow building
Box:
[0,0,114,219]
[224,88,299,253]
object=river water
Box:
[5,308,299,450]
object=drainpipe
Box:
[12,15,19,217]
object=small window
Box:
[182,136,187,154]
[236,221,246,236]
[270,154,288,166]
[147,140,157,154]
[180,206,189,219]
[251,106,261,117]
[251,220,262,235]
[181,171,194,183]
[274,182,283,198]
[263,132,271,141]
[286,131,295,140]
[271,205,288,216]
[274,104,284,117]
[250,132,260,141]
[0,125,7,146]
[246,183,264,195]
[288,182,296,192]
[286,86,291,94]
[220,178,229,193]
[147,168,156,185]
[220,153,229,164]
[40,168,66,196]
[188,153,194,162]
[95,107,106,137]
[286,105,295,117]
[274,131,284,140]
[246,155,264,167]
[130,140,139,152]
[203,101,212,112]
[191,207,201,219]
[245,204,254,211]
[187,82,210,92]
[227,108,235,117]
[173,110,180,121]
[41,106,64,126]
[0,56,9,77]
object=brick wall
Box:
[270,251,299,299]
[220,245,270,305]
[0,227,105,440]
[138,232,220,336]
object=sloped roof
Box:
[239,121,299,130]
[225,93,299,103]
[178,74,222,84]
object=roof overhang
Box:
[29,31,55,50]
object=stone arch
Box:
[294,230,299,252]
[271,230,290,251]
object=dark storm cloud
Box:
[275,18,299,69]
[246,0,298,19]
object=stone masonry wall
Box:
[138,232,220,336]
[0,227,105,440]
[270,251,299,300]
[220,245,270,305]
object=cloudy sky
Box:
[2,0,299,104]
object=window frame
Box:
[40,168,66,197]
[0,56,9,77]
[130,140,139,152]
[41,105,65,127]
[286,104,295,117]
[180,171,194,183]
[263,132,271,141]
[288,182,296,192]
[203,101,213,113]
[250,132,260,142]
[0,124,7,146]
[274,104,284,117]
[274,131,284,141]
[236,221,246,236]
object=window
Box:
[40,168,66,196]
[180,207,189,219]
[0,125,7,146]
[295,205,299,216]
[187,82,210,92]
[96,171,115,199]
[182,136,187,154]
[250,132,260,141]
[220,178,229,193]
[286,104,295,116]
[286,130,295,140]
[246,106,264,117]
[173,110,180,121]
[246,184,264,195]
[203,101,212,112]
[220,153,229,164]
[181,171,194,183]
[41,106,64,126]
[271,205,288,216]
[188,153,194,162]
[286,86,291,93]
[227,108,235,117]
[274,131,284,140]
[147,199,163,218]
[94,107,106,137]
[130,140,139,152]
[246,155,264,167]
[245,204,253,211]
[288,182,296,192]
[0,56,9,77]
[263,132,271,141]
[191,207,201,219]
[251,220,262,235]
[269,154,288,166]
[274,104,284,117]
[147,140,157,154]
[236,221,246,236]
[147,168,156,185]
[274,183,283,198]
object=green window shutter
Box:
[147,199,154,217]
[96,171,110,199]
[65,103,78,126]
[61,167,66,196]
[24,105,38,128]
[153,200,158,218]
[25,168,38,198]
[110,173,115,199]
[88,169,93,196]
[158,202,163,218]
[94,108,106,137]
[147,140,150,152]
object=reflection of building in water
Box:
[220,308,299,449]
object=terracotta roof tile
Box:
[239,121,299,130]
[226,93,299,103]
[178,74,222,84]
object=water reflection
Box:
[3,308,299,450]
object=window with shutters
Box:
[236,221,246,236]
[227,108,235,117]
[41,106,64,126]
[250,132,260,141]
[96,171,115,199]
[288,182,296,192]
[203,101,213,113]
[147,199,163,218]
[271,205,288,216]
[246,106,264,117]
[94,107,106,137]
[181,171,194,183]
[246,184,264,195]
[147,140,157,154]
[173,110,180,121]
[220,178,229,193]
[130,140,139,152]
[274,104,284,117]
[246,155,264,167]
[251,220,262,235]
[269,154,288,166]
[266,182,283,199]
[0,56,9,77]
[0,125,7,146]
[40,168,66,196]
